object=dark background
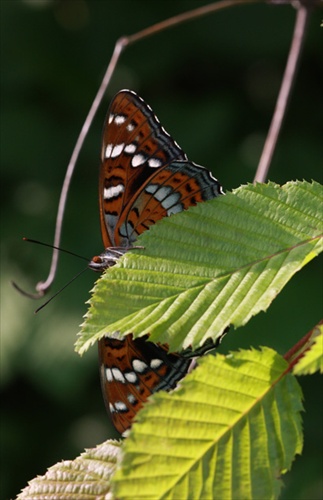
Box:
[1,1,322,498]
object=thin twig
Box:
[126,0,259,44]
[32,38,127,297]
[253,4,310,183]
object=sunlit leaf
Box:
[293,323,323,375]
[113,347,303,500]
[77,181,322,354]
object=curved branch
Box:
[254,4,310,183]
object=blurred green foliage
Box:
[0,1,322,498]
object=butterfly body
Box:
[93,90,224,433]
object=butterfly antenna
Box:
[34,267,88,313]
[12,238,90,299]
[22,237,90,262]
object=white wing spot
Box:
[167,204,183,216]
[104,184,124,200]
[114,401,128,412]
[105,368,113,382]
[109,402,115,413]
[145,184,158,194]
[161,192,181,210]
[150,358,163,369]
[112,367,126,383]
[148,158,162,168]
[127,393,137,404]
[108,114,114,124]
[127,123,135,132]
[133,359,148,373]
[125,371,138,384]
[105,144,113,158]
[132,154,146,167]
[111,143,125,158]
[153,186,172,202]
[124,143,137,154]
[145,185,183,215]
[114,114,126,125]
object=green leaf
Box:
[17,441,122,500]
[112,347,303,500]
[293,323,323,375]
[77,181,323,354]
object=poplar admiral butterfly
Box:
[90,90,224,434]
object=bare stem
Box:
[26,38,128,298]
[253,4,310,183]
[126,0,259,44]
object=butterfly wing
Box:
[99,90,187,248]
[97,90,225,433]
[118,159,222,244]
[99,334,192,434]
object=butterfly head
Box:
[89,247,129,271]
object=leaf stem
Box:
[284,320,322,369]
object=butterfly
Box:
[90,90,224,434]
